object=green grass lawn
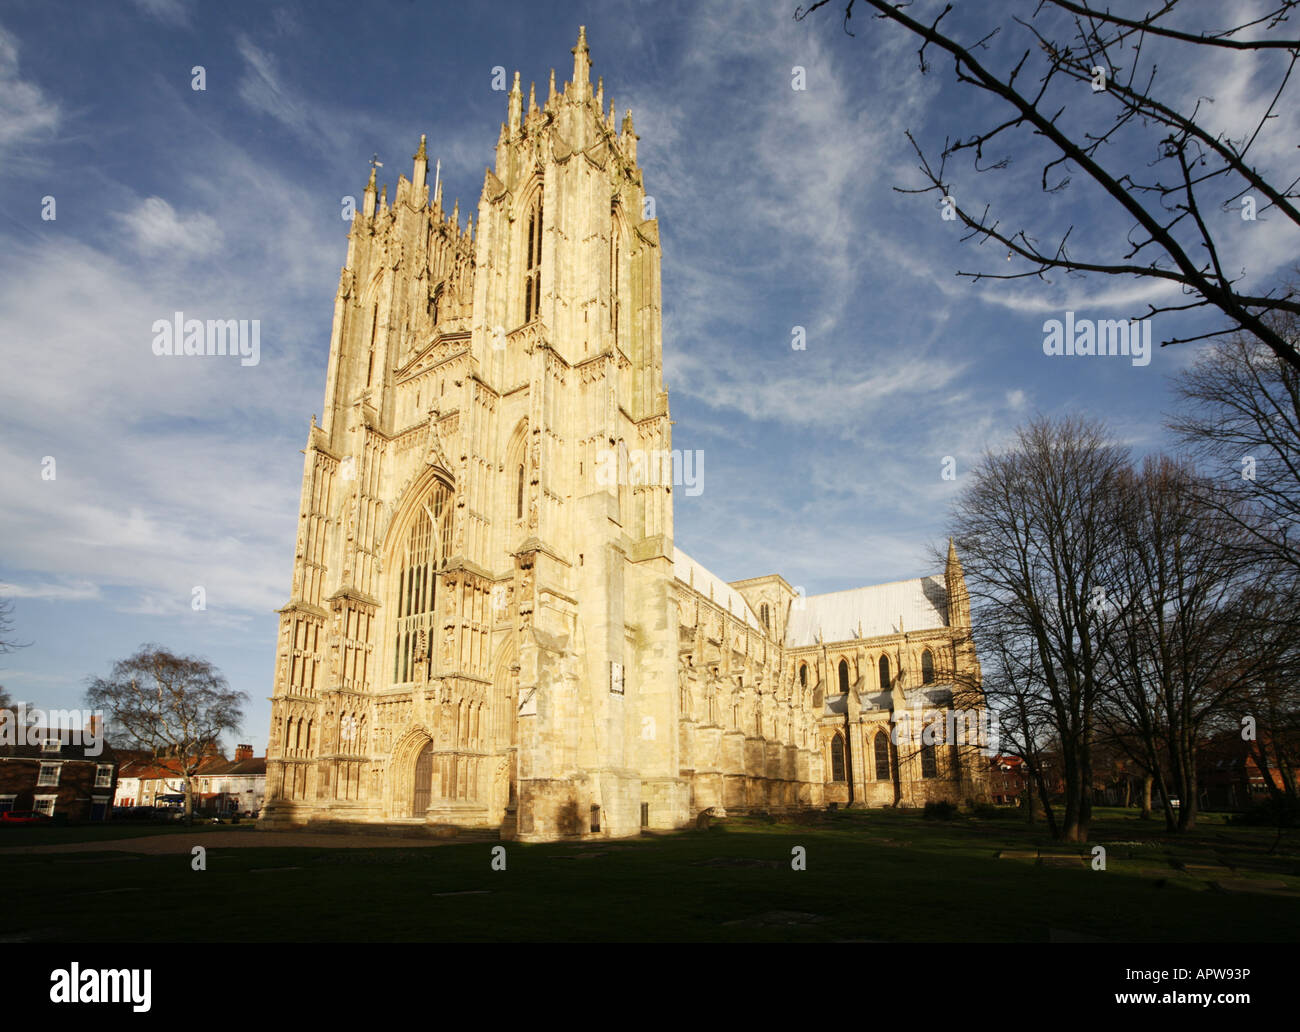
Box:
[0,820,259,848]
[1,808,1296,942]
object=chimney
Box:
[235,744,254,762]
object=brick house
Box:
[113,753,228,809]
[195,745,268,815]
[0,728,119,821]
[987,754,1027,805]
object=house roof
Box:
[783,575,949,648]
[206,757,267,776]
[673,548,762,630]
[0,728,117,763]
[117,755,229,780]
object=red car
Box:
[0,810,53,825]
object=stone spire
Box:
[547,68,557,108]
[945,537,970,628]
[412,134,428,193]
[622,110,638,163]
[528,81,538,118]
[508,70,522,133]
[571,25,591,99]
[363,164,377,218]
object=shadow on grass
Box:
[1,811,1295,942]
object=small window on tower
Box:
[524,197,543,323]
[516,464,525,520]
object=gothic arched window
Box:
[799,663,807,688]
[879,654,891,691]
[838,659,850,694]
[392,481,452,686]
[921,648,935,685]
[367,303,378,387]
[874,730,891,781]
[761,603,770,630]
[516,464,525,520]
[524,196,543,323]
[831,733,846,782]
[921,739,937,779]
[610,216,621,347]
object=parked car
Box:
[1,810,53,825]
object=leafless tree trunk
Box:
[951,415,1127,841]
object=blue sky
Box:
[1,0,1296,753]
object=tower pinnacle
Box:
[571,25,591,98]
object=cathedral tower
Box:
[262,28,684,839]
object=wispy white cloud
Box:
[130,0,193,28]
[0,25,59,164]
[114,196,223,256]
[0,579,102,602]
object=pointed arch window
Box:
[874,730,891,781]
[921,738,937,779]
[799,663,807,688]
[879,654,891,691]
[830,733,846,782]
[367,303,378,387]
[610,214,621,347]
[921,648,935,685]
[524,196,543,324]
[516,464,525,520]
[392,481,452,686]
[761,603,770,630]
[838,659,850,694]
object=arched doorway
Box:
[412,740,434,817]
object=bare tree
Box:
[950,415,1128,842]
[0,596,31,656]
[795,0,1300,368]
[1095,455,1284,831]
[1169,311,1300,815]
[85,645,247,822]
[1169,309,1300,572]
[978,605,1063,835]
[0,597,32,715]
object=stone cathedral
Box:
[262,29,987,841]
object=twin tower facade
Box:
[262,29,986,840]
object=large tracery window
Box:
[392,482,452,686]
[830,733,846,782]
[874,730,891,781]
[523,196,543,324]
